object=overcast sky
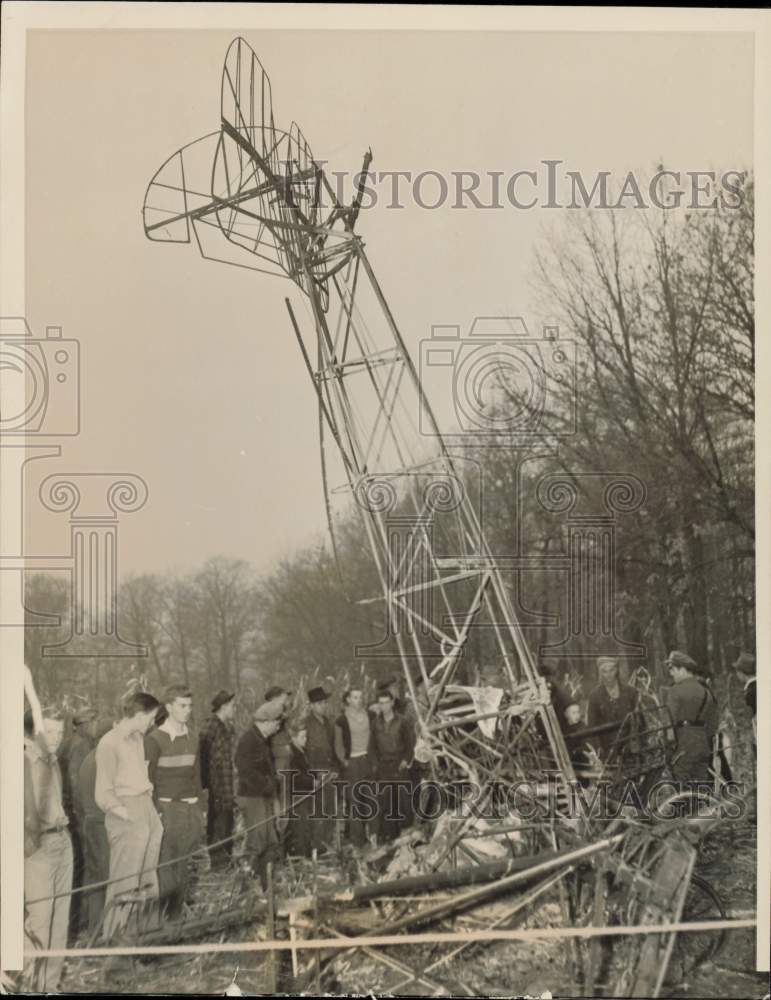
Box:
[23,28,754,577]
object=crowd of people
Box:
[22,650,757,991]
[22,673,417,990]
[546,650,757,785]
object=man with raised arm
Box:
[23,689,73,992]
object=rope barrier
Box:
[24,774,336,907]
[22,917,756,959]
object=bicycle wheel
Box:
[664,874,727,986]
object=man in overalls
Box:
[664,650,719,785]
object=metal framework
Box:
[143,36,575,809]
[135,38,735,996]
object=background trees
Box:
[24,175,754,719]
[529,180,753,678]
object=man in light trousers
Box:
[95,691,162,940]
[24,710,73,992]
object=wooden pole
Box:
[311,849,321,993]
[288,912,299,980]
[289,849,566,909]
[265,861,276,994]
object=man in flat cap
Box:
[586,658,640,758]
[305,687,338,854]
[664,650,719,784]
[265,685,291,709]
[199,690,236,871]
[235,701,283,887]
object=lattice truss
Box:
[143,36,576,811]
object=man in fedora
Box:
[235,700,284,888]
[664,650,719,784]
[305,687,338,854]
[199,690,236,870]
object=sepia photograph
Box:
[1,5,769,997]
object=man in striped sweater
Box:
[145,683,204,920]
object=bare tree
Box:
[193,556,259,693]
[529,176,754,670]
[119,574,170,686]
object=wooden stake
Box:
[288,912,299,979]
[266,861,276,994]
[311,849,321,992]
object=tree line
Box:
[24,172,754,718]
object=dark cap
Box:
[307,686,329,704]
[211,689,235,713]
[73,707,97,726]
[665,650,697,671]
[265,685,290,702]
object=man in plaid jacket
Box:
[199,690,236,871]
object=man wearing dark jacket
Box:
[235,701,283,887]
[61,707,97,934]
[76,719,113,936]
[371,689,414,842]
[305,687,338,854]
[664,650,719,784]
[199,690,236,871]
[284,719,315,858]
